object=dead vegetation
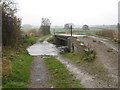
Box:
[22,29,40,37]
[96,30,119,42]
[2,58,12,76]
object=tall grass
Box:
[96,30,119,42]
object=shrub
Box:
[83,49,95,62]
[47,37,54,43]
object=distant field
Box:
[103,27,117,30]
[50,28,68,33]
[50,28,104,35]
[51,27,118,34]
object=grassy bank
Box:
[44,57,83,88]
[22,34,51,46]
[2,36,41,88]
[22,37,39,46]
[62,53,82,61]
[62,49,95,62]
[3,50,32,88]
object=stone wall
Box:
[54,35,68,46]
[68,37,86,55]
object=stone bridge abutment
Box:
[53,35,86,55]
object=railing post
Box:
[70,25,72,36]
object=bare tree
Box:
[41,18,51,26]
[39,18,51,35]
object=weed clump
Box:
[62,49,96,62]
[83,49,96,62]
[47,37,54,43]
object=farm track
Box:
[28,56,51,88]
[28,36,58,88]
[89,35,118,52]
[77,35,118,87]
[27,35,118,88]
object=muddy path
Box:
[56,56,109,88]
[89,35,118,52]
[77,36,118,87]
[29,56,51,88]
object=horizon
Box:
[22,24,117,27]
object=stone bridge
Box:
[53,35,86,55]
[53,35,70,46]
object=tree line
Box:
[64,23,89,31]
[2,0,22,47]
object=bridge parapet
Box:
[53,35,70,46]
[54,35,86,56]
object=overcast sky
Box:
[17,0,119,26]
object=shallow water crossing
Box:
[27,41,59,56]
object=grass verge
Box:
[2,36,46,88]
[44,57,83,88]
[62,53,82,61]
[3,50,32,88]
[62,50,95,62]
[22,34,51,46]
